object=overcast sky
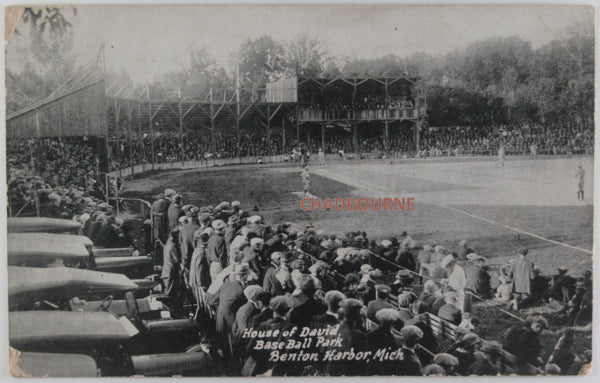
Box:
[5,5,594,83]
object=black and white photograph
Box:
[3,3,595,377]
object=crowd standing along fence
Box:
[106,146,592,179]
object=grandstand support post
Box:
[236,89,241,158]
[321,122,325,151]
[147,90,155,171]
[352,122,358,153]
[266,104,271,143]
[210,88,215,153]
[127,101,134,171]
[282,117,286,152]
[295,105,300,142]
[385,119,389,156]
[178,89,185,168]
[137,102,143,174]
[415,118,421,153]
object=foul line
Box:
[428,202,593,255]
[317,168,593,256]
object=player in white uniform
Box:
[301,166,310,196]
[575,164,585,200]
[497,145,505,167]
[318,148,325,167]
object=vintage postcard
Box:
[3,4,594,377]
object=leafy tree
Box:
[282,35,325,78]
[7,7,77,112]
[239,35,285,88]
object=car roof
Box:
[9,311,139,349]
[8,234,90,262]
[14,351,98,377]
[8,266,138,305]
[7,217,82,233]
[10,232,94,247]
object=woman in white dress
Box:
[441,254,467,312]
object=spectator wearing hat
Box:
[399,231,416,250]
[263,252,284,295]
[207,220,228,281]
[180,216,199,264]
[360,269,384,304]
[151,193,169,263]
[213,201,232,222]
[374,239,397,261]
[437,292,462,325]
[401,291,419,316]
[214,263,249,336]
[514,316,549,366]
[395,242,416,271]
[327,298,368,376]
[245,295,294,376]
[368,308,402,374]
[232,285,264,345]
[224,215,241,249]
[167,194,184,233]
[468,341,504,375]
[289,275,327,327]
[416,244,435,279]
[390,269,415,295]
[395,325,424,375]
[161,189,176,238]
[161,230,183,307]
[93,214,119,247]
[415,280,441,314]
[422,364,446,376]
[568,279,592,325]
[495,275,513,302]
[243,238,264,278]
[433,353,460,375]
[441,254,467,311]
[455,240,474,262]
[230,227,250,255]
[249,291,273,329]
[450,333,481,375]
[342,273,361,299]
[464,254,491,299]
[313,290,345,328]
[366,284,395,322]
[509,248,536,309]
[543,266,576,303]
[189,228,212,303]
[547,329,576,375]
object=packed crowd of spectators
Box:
[418,123,594,158]
[109,134,292,170]
[6,137,111,218]
[314,95,415,111]
[105,122,592,170]
[148,191,592,376]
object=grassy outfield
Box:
[123,164,593,277]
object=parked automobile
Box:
[7,217,82,234]
[9,310,206,376]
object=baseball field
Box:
[122,155,594,361]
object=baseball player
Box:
[318,148,325,168]
[497,144,505,167]
[301,166,310,196]
[575,164,585,200]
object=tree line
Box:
[7,7,594,129]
